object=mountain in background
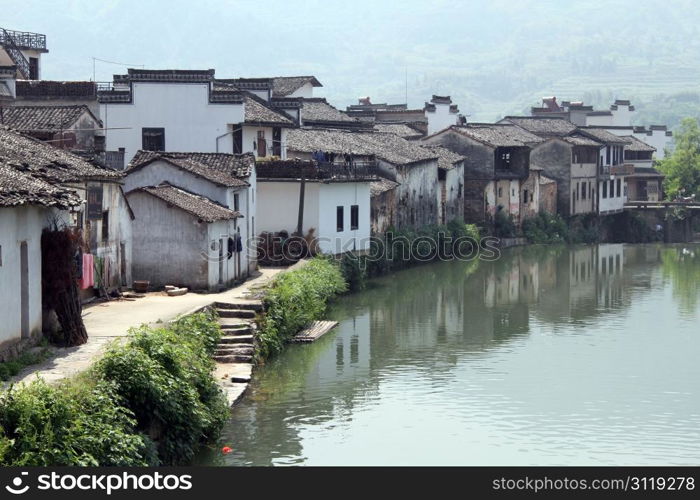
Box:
[6,0,700,127]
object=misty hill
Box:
[6,0,700,127]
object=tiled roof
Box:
[443,124,544,148]
[623,135,656,152]
[373,123,424,139]
[500,116,577,137]
[421,145,464,171]
[370,177,400,197]
[0,105,99,132]
[135,184,239,222]
[122,68,215,82]
[300,98,358,124]
[271,76,322,97]
[128,151,253,187]
[578,127,631,145]
[287,128,438,166]
[539,175,556,185]
[628,167,663,177]
[243,93,295,126]
[0,126,121,184]
[15,80,97,99]
[0,163,80,208]
[561,134,602,147]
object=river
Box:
[198,244,700,466]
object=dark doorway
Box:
[29,57,39,79]
[272,127,282,156]
[257,131,267,157]
[20,241,29,338]
[233,128,243,154]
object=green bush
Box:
[258,257,347,359]
[493,211,517,238]
[95,311,228,465]
[522,212,569,244]
[0,310,227,466]
[0,347,51,381]
[0,376,152,466]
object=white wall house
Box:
[255,161,373,255]
[126,184,241,291]
[578,128,630,214]
[99,69,296,167]
[424,95,460,135]
[0,163,78,359]
[124,151,256,277]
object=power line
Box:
[92,56,145,81]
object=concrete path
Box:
[8,268,283,386]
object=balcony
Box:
[256,160,379,182]
[96,150,125,171]
[0,29,47,51]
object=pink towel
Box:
[80,253,94,289]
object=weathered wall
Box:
[520,170,540,221]
[386,159,439,230]
[371,188,397,235]
[0,205,46,351]
[539,179,557,214]
[443,164,464,224]
[126,190,211,290]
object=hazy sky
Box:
[4,0,699,121]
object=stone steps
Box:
[213,354,253,363]
[219,334,254,344]
[220,323,252,333]
[214,345,254,357]
[215,300,264,312]
[217,308,257,319]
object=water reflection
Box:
[199,244,700,466]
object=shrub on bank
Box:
[0,311,227,466]
[522,213,569,244]
[257,257,347,359]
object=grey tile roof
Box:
[271,76,322,97]
[243,93,295,126]
[627,167,663,178]
[445,124,544,148]
[370,177,400,197]
[0,163,80,208]
[500,116,577,137]
[0,126,122,184]
[135,183,240,222]
[128,151,253,187]
[373,123,424,139]
[287,128,438,166]
[577,127,632,145]
[623,135,656,152]
[561,134,602,147]
[0,105,100,132]
[300,98,358,124]
[421,145,464,171]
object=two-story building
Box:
[622,136,663,202]
[421,124,543,225]
[124,151,256,280]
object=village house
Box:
[499,117,597,217]
[255,159,376,255]
[126,184,241,292]
[286,128,440,232]
[0,104,102,151]
[424,95,461,135]
[421,145,465,225]
[0,27,46,80]
[577,127,631,214]
[421,124,543,226]
[0,127,133,295]
[0,162,78,359]
[124,151,256,279]
[98,69,297,168]
[531,96,673,158]
[623,136,663,202]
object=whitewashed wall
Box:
[317,182,371,254]
[256,181,321,236]
[0,206,46,348]
[425,103,458,135]
[101,82,244,164]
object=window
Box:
[610,180,615,198]
[602,181,608,198]
[233,193,240,212]
[605,147,610,165]
[142,128,165,151]
[616,178,622,197]
[233,128,243,154]
[101,210,109,242]
[498,187,503,197]
[350,205,359,230]
[523,190,529,205]
[336,206,344,232]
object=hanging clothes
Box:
[235,234,243,253]
[227,237,234,259]
[80,253,94,289]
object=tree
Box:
[657,117,700,200]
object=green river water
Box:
[199,244,700,466]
